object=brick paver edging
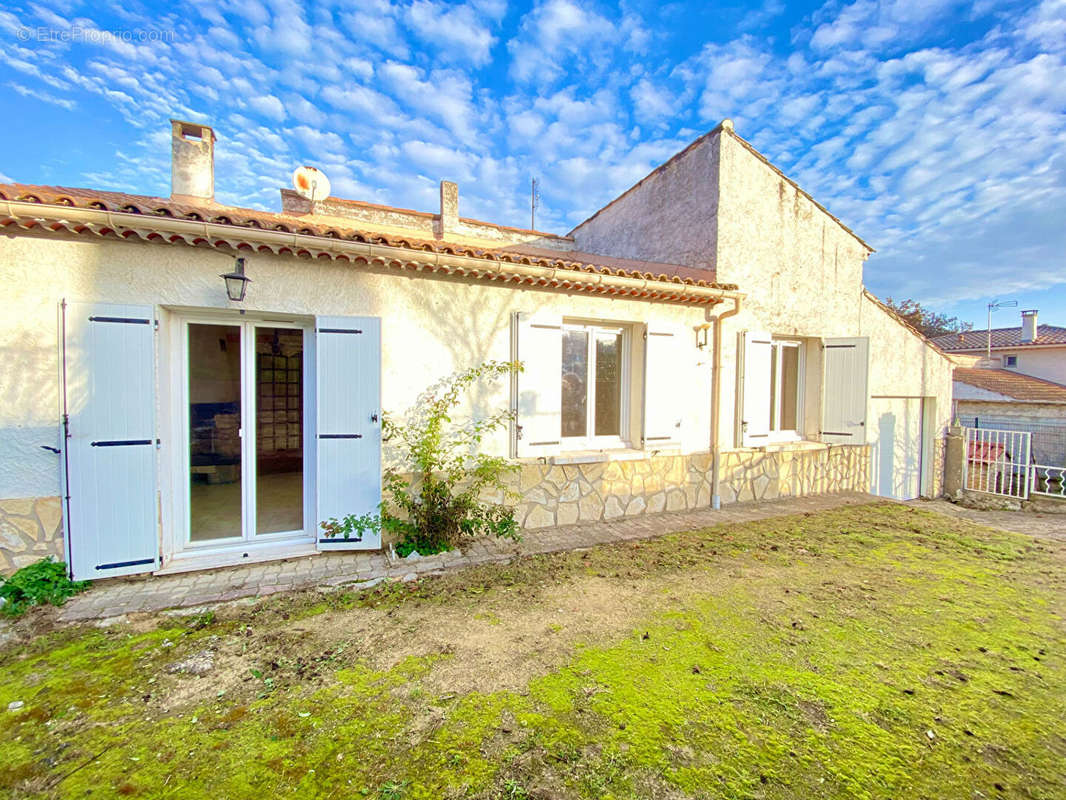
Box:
[58,493,880,622]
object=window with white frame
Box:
[561,322,628,447]
[514,313,689,459]
[741,331,869,449]
[740,332,805,446]
[769,340,802,437]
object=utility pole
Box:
[986,299,1017,363]
[530,177,539,230]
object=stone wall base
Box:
[0,497,64,575]
[0,445,875,574]
[718,445,871,505]
[510,445,872,530]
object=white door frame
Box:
[159,309,317,574]
[869,395,928,501]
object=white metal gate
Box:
[962,426,1066,500]
[962,427,1030,500]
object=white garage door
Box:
[869,397,924,500]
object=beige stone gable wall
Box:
[568,132,722,272]
[713,132,869,334]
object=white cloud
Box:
[507,0,617,84]
[339,1,409,59]
[248,93,286,121]
[630,78,675,126]
[7,81,76,110]
[379,62,481,141]
[405,1,498,67]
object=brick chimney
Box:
[1021,309,1038,343]
[170,119,216,202]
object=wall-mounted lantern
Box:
[694,323,711,350]
[220,257,251,302]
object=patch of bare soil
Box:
[138,560,738,712]
[306,575,670,694]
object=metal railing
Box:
[962,416,1066,468]
[962,427,1031,500]
[961,426,1066,501]
[1031,464,1066,498]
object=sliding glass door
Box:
[184,319,308,547]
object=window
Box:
[561,322,627,446]
[769,340,802,436]
[1005,355,1018,367]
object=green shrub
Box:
[0,557,89,616]
[322,361,522,556]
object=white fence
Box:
[962,426,1066,500]
[963,427,1030,500]
[1031,463,1066,498]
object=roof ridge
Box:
[566,124,874,254]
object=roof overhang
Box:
[0,198,743,307]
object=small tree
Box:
[321,360,522,556]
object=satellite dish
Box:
[292,166,331,203]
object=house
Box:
[0,118,954,579]
[931,311,1066,385]
[933,313,1066,470]
[952,367,1066,467]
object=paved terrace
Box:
[60,493,880,622]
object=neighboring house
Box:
[0,118,954,579]
[952,367,1066,466]
[932,311,1066,385]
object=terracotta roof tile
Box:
[0,183,736,294]
[933,325,1066,351]
[954,367,1066,403]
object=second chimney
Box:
[1022,309,1038,343]
[171,119,216,202]
[439,180,458,235]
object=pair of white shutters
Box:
[739,331,868,446]
[513,313,689,458]
[62,303,381,581]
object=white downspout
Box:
[709,295,742,510]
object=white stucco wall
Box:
[712,134,953,452]
[955,400,1066,422]
[945,348,1066,385]
[993,348,1066,385]
[954,382,1013,402]
[0,232,716,501]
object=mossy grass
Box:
[1,503,1063,799]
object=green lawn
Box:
[2,503,1064,799]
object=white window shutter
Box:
[821,337,869,444]
[643,324,685,447]
[513,312,562,458]
[740,330,773,447]
[315,316,382,550]
[63,302,159,580]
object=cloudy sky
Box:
[1,0,1064,328]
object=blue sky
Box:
[1,0,1064,329]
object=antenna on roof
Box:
[986,299,1017,365]
[530,177,540,230]
[292,166,331,203]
